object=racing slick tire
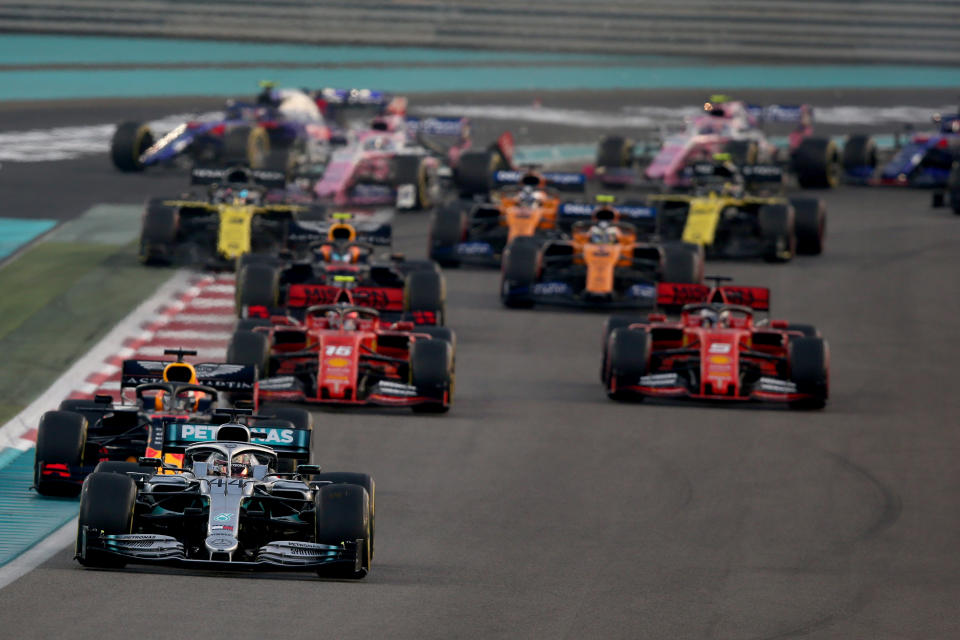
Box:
[601,315,648,382]
[226,330,271,377]
[606,328,651,402]
[500,237,540,308]
[221,125,270,169]
[236,264,280,314]
[788,337,829,410]
[428,203,467,267]
[394,155,433,210]
[410,338,454,414]
[313,473,376,558]
[236,317,273,332]
[792,137,840,189]
[76,471,136,568]
[139,199,179,265]
[722,139,758,166]
[758,204,796,263]
[596,135,634,169]
[455,150,501,197]
[236,252,284,272]
[785,323,819,338]
[110,121,154,172]
[841,134,877,177]
[414,325,457,352]
[34,410,88,497]
[315,483,371,579]
[661,242,704,284]
[790,197,826,255]
[948,162,960,215]
[404,269,446,326]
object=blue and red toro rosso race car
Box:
[602,279,829,409]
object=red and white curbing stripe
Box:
[0,271,236,455]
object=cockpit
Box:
[184,444,278,478]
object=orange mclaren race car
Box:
[499,197,704,309]
[601,278,828,409]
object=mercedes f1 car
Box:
[602,279,828,409]
[647,159,826,262]
[139,166,392,268]
[75,417,374,579]
[428,168,589,267]
[228,304,454,413]
[594,95,857,190]
[499,197,704,309]
[33,349,313,496]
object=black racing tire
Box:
[790,197,826,255]
[948,162,960,215]
[758,204,796,263]
[788,337,829,410]
[76,471,137,568]
[236,317,273,332]
[140,199,179,265]
[792,137,840,189]
[315,483,371,578]
[500,237,540,308]
[236,264,280,313]
[455,150,501,197]
[34,410,87,497]
[221,125,270,169]
[93,461,155,476]
[596,135,633,168]
[393,155,432,210]
[661,242,704,284]
[410,338,453,413]
[313,473,375,558]
[415,325,456,352]
[785,323,819,338]
[601,315,648,383]
[257,405,312,432]
[428,203,467,267]
[606,328,650,401]
[236,252,284,272]
[841,134,877,174]
[226,330,271,376]
[722,139,758,166]
[110,121,154,172]
[404,269,446,326]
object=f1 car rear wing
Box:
[406,116,469,139]
[657,282,770,311]
[493,170,587,192]
[121,360,258,392]
[160,421,311,458]
[190,166,288,189]
[286,217,393,247]
[744,104,813,125]
[558,201,656,221]
[684,162,784,186]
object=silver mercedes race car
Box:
[75,417,374,579]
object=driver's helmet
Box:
[325,310,342,329]
[343,310,360,331]
[232,188,260,206]
[698,308,719,327]
[517,185,540,209]
[588,223,619,245]
[208,451,257,477]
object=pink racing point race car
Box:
[227,304,455,413]
[593,95,850,190]
[313,111,514,211]
[601,278,828,409]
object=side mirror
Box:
[769,320,789,329]
[296,464,322,475]
[138,457,163,468]
[234,399,255,410]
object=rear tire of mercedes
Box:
[790,197,826,255]
[221,125,270,169]
[500,238,540,308]
[792,137,840,189]
[313,473,375,558]
[759,204,795,263]
[722,139,758,166]
[394,155,432,211]
[661,242,704,284]
[410,338,453,414]
[428,204,467,268]
[140,200,179,266]
[226,330,271,377]
[110,121,154,172]
[456,150,500,198]
[601,316,648,382]
[76,472,136,568]
[34,411,87,497]
[315,483,371,579]
[841,134,876,177]
[596,135,633,169]
[404,269,445,326]
[606,328,650,402]
[236,264,280,314]
[788,337,829,410]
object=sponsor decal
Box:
[709,355,731,365]
[456,242,494,256]
[324,346,352,356]
[627,283,656,299]
[638,373,680,387]
[214,513,233,522]
[757,377,798,393]
[252,428,296,445]
[377,381,418,397]
[396,184,416,208]
[327,358,350,367]
[206,535,236,550]
[211,524,234,531]
[258,375,297,390]
[532,281,572,296]
[709,343,732,354]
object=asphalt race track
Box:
[1,89,959,639]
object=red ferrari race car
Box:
[601,278,828,409]
[227,304,454,413]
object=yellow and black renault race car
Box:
[647,158,826,263]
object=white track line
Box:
[0,518,78,591]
